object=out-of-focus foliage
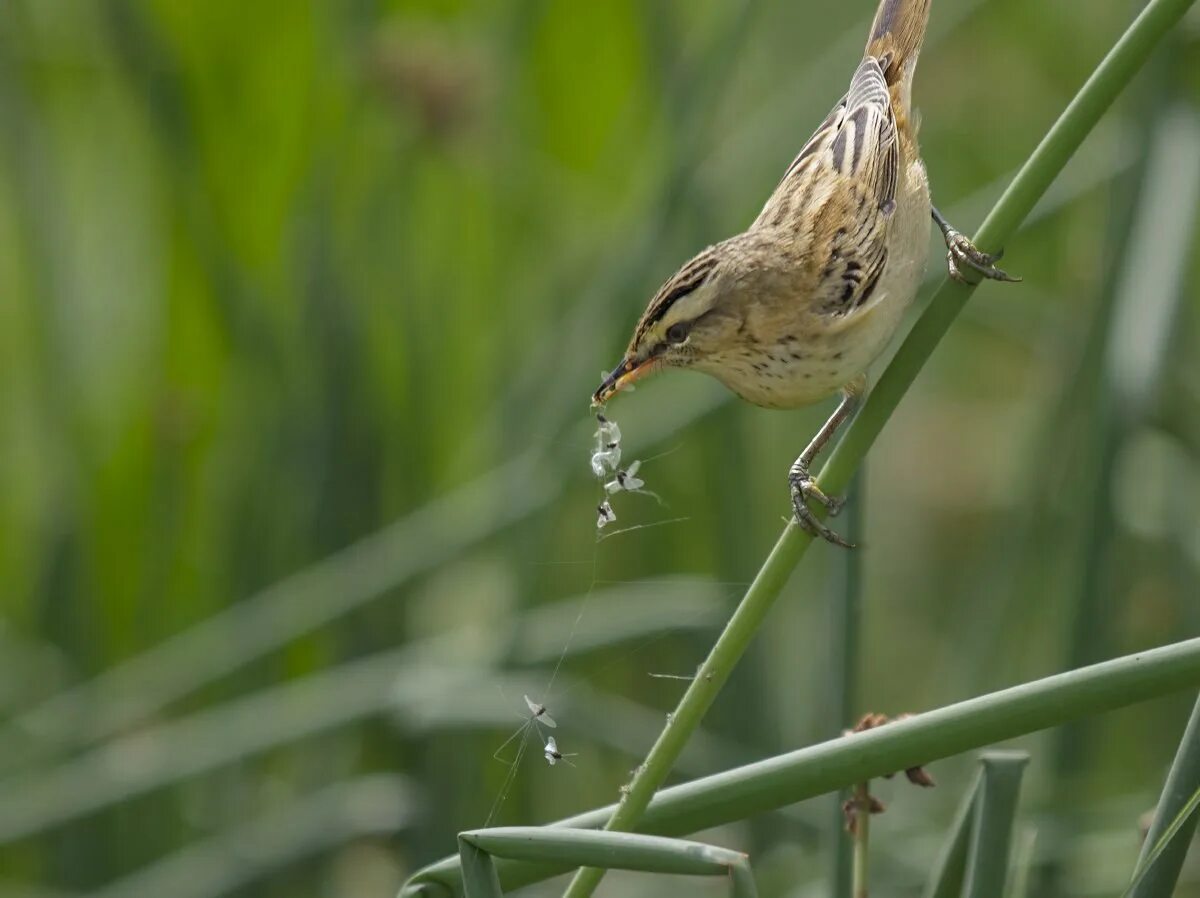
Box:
[0,1,1197,897]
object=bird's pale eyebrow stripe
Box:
[643,253,717,329]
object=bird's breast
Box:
[696,336,869,409]
[692,151,931,410]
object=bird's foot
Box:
[931,204,1021,284]
[943,230,1020,284]
[789,466,854,548]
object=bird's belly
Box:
[702,239,929,409]
[702,332,882,409]
[698,154,931,410]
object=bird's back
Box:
[697,3,932,410]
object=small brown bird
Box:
[592,0,1017,546]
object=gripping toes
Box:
[931,205,1021,284]
[789,470,854,548]
[945,232,1020,283]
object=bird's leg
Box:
[931,205,1021,284]
[789,376,866,548]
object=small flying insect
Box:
[599,373,633,393]
[594,414,621,445]
[596,500,617,529]
[605,460,644,495]
[543,736,578,767]
[523,694,557,729]
[590,443,622,477]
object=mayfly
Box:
[590,412,623,477]
[594,413,621,445]
[605,460,643,494]
[591,443,621,477]
[543,736,578,767]
[596,500,617,529]
[523,694,557,729]
[492,693,558,765]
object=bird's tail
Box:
[863,0,931,111]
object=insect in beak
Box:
[592,356,653,406]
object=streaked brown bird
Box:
[592,0,1018,546]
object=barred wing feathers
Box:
[755,58,900,316]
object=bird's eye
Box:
[665,322,690,344]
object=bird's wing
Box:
[755,57,899,316]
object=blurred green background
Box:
[1,1,1199,896]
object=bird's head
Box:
[592,236,765,407]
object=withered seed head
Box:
[905,766,936,787]
[845,710,935,787]
[842,792,888,834]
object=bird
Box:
[591,0,1018,547]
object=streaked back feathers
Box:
[754,55,899,312]
[610,0,934,411]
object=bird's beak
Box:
[592,356,653,407]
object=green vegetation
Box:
[1,1,1198,897]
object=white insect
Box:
[523,694,557,729]
[594,414,622,445]
[591,414,622,477]
[605,460,644,494]
[543,736,578,767]
[599,372,634,393]
[596,500,617,529]
[590,445,621,477]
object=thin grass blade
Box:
[963,752,1030,898]
[458,838,504,898]
[1125,693,1200,898]
[923,769,982,898]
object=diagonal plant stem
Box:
[828,469,864,897]
[561,2,1198,895]
[1127,693,1200,898]
[402,637,1200,896]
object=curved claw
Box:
[945,232,1021,284]
[790,477,855,548]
